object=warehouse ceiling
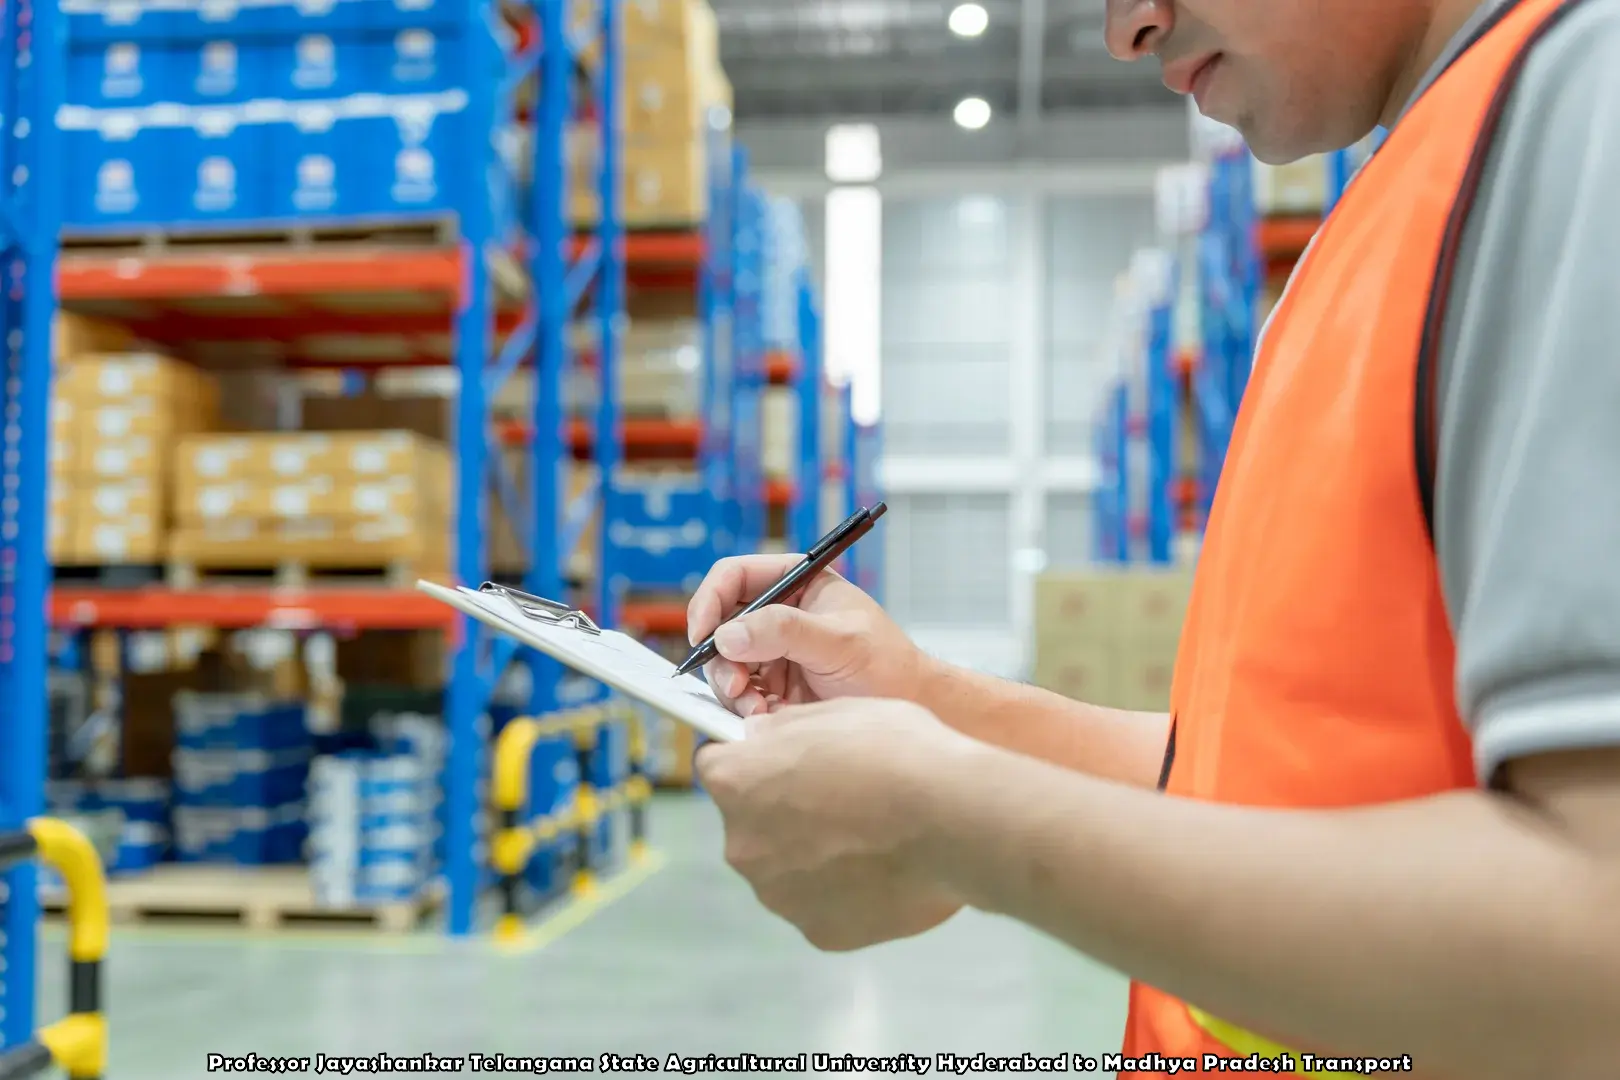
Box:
[711,0,1178,122]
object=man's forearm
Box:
[911,740,1620,1080]
[915,657,1169,789]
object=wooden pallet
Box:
[43,865,439,933]
[60,217,458,257]
[165,560,428,590]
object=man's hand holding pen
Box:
[687,511,975,953]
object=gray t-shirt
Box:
[1395,0,1620,781]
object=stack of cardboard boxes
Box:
[169,431,453,575]
[570,0,733,227]
[53,350,222,567]
[1033,567,1196,712]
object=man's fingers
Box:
[686,554,808,645]
[711,605,850,672]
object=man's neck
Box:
[1378,0,1494,128]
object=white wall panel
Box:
[884,493,1013,627]
[1044,192,1156,458]
[1045,493,1094,569]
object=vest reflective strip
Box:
[1185,1007,1363,1079]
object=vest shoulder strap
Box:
[1416,0,1585,544]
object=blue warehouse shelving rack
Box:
[40,0,633,941]
[1094,141,1368,567]
[0,0,67,1049]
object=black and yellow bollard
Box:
[625,705,651,864]
[490,717,545,943]
[0,819,109,1080]
[569,707,604,899]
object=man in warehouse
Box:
[686,0,1620,1076]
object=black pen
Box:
[673,501,888,678]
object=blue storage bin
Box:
[175,694,310,751]
[173,807,236,861]
[60,109,169,228]
[268,30,369,100]
[605,474,714,593]
[267,102,372,219]
[231,804,307,864]
[68,39,165,109]
[173,748,310,809]
[64,0,177,43]
[173,37,267,105]
[590,721,628,790]
[178,105,270,224]
[110,821,170,875]
[98,778,171,824]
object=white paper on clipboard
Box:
[416,580,746,744]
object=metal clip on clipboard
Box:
[476,582,602,635]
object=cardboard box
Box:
[51,430,77,477]
[50,479,72,563]
[71,511,162,564]
[79,477,161,521]
[1252,156,1328,216]
[168,515,449,570]
[572,134,707,227]
[762,386,797,479]
[1113,643,1178,713]
[1034,568,1195,646]
[80,434,165,481]
[621,0,720,59]
[175,435,256,484]
[176,431,452,499]
[1033,643,1118,706]
[1034,571,1126,642]
[76,396,217,441]
[54,312,135,360]
[177,474,445,524]
[57,352,218,413]
[622,48,732,139]
[1117,569,1195,642]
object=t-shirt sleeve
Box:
[1434,0,1620,784]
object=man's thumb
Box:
[712,605,848,669]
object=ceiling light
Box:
[948,2,989,37]
[953,96,992,130]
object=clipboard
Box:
[416,579,747,743]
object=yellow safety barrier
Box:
[489,703,649,940]
[0,818,109,1080]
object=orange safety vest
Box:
[1122,0,1586,1074]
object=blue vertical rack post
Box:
[730,157,765,557]
[0,0,63,1047]
[700,119,735,563]
[790,269,821,554]
[1144,294,1176,565]
[1190,147,1258,521]
[443,0,621,937]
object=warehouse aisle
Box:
[38,795,1127,1076]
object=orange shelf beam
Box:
[1254,216,1319,269]
[49,587,457,630]
[499,418,704,459]
[566,230,704,268]
[765,350,798,385]
[765,478,794,508]
[619,600,689,636]
[57,248,467,302]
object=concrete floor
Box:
[37,793,1128,1077]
